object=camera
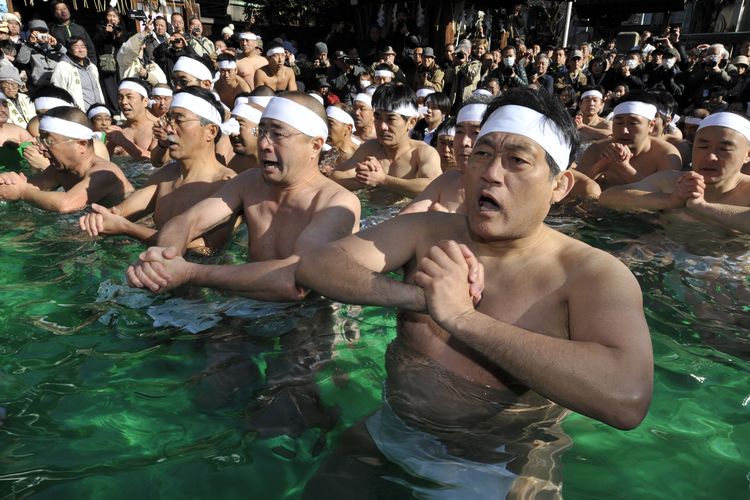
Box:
[455,51,466,61]
[38,33,49,42]
[127,10,148,21]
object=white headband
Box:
[262,97,328,140]
[234,96,249,106]
[151,87,173,97]
[40,116,95,140]
[416,88,435,98]
[374,70,394,78]
[248,96,274,108]
[34,97,73,111]
[266,46,285,57]
[473,89,492,97]
[239,32,260,41]
[354,93,372,109]
[477,104,571,171]
[217,60,237,69]
[118,80,149,99]
[171,92,239,135]
[232,102,263,123]
[326,106,354,127]
[685,117,704,125]
[173,57,212,81]
[457,103,487,124]
[581,90,603,100]
[697,112,750,143]
[376,102,419,118]
[309,93,324,106]
[613,101,657,120]
[438,126,456,137]
[87,106,111,119]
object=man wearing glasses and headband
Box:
[126,91,360,301]
[298,89,652,497]
[254,45,297,92]
[79,87,237,253]
[107,78,159,159]
[331,84,442,198]
[0,106,133,212]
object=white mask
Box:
[359,79,371,89]
[663,58,676,69]
[503,57,516,67]
[625,59,638,69]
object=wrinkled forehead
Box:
[695,125,750,147]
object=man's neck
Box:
[57,20,71,26]
[629,137,650,157]
[356,124,375,140]
[179,147,220,178]
[332,136,357,155]
[126,112,151,128]
[582,113,601,125]
[62,151,95,178]
[706,172,743,197]
[471,222,552,258]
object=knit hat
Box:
[0,64,23,85]
[28,19,48,32]
[2,13,19,25]
[221,24,234,37]
[315,42,328,55]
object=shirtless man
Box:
[107,78,158,160]
[152,57,235,168]
[79,88,236,252]
[575,88,612,141]
[326,104,358,165]
[236,32,267,89]
[331,84,442,198]
[0,106,133,212]
[214,54,251,109]
[297,89,652,497]
[125,92,361,301]
[254,46,297,92]
[149,85,173,119]
[577,92,682,192]
[226,99,262,172]
[401,100,488,214]
[351,92,376,144]
[600,112,750,233]
[435,119,457,171]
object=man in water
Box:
[78,88,236,253]
[297,88,652,496]
[254,45,297,92]
[106,78,158,159]
[577,91,681,192]
[599,112,750,234]
[401,99,488,214]
[351,92,376,144]
[0,106,133,212]
[226,97,261,173]
[575,87,612,141]
[331,84,441,198]
[125,92,360,300]
[236,32,267,89]
[326,104,359,166]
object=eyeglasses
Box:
[252,127,303,143]
[173,77,198,89]
[39,136,79,147]
[163,113,202,128]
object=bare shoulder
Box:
[89,157,125,175]
[217,164,237,180]
[410,138,439,157]
[651,136,680,155]
[316,175,361,209]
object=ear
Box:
[310,136,325,155]
[205,123,219,142]
[551,169,574,204]
[406,115,418,130]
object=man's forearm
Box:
[446,310,651,429]
[380,175,432,198]
[686,201,750,233]
[120,221,158,243]
[296,246,425,311]
[155,215,194,254]
[22,187,85,213]
[599,188,676,212]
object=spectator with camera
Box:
[152,28,201,88]
[527,53,554,93]
[118,19,169,89]
[554,49,587,94]
[490,45,528,90]
[329,50,366,105]
[448,39,482,111]
[16,20,65,90]
[94,8,129,111]
[187,17,216,62]
[682,44,733,109]
[50,0,96,65]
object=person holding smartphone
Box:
[16,19,65,90]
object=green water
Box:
[1,168,750,498]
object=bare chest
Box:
[153,179,227,229]
[244,201,312,260]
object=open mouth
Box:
[261,159,281,172]
[478,192,501,212]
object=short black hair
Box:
[425,92,451,116]
[216,53,237,64]
[173,86,225,143]
[618,90,658,107]
[30,85,76,105]
[372,83,417,119]
[436,116,456,137]
[482,88,578,175]
[250,85,275,97]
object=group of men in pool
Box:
[1,43,750,494]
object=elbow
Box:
[57,200,87,214]
[294,257,316,292]
[599,386,652,430]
